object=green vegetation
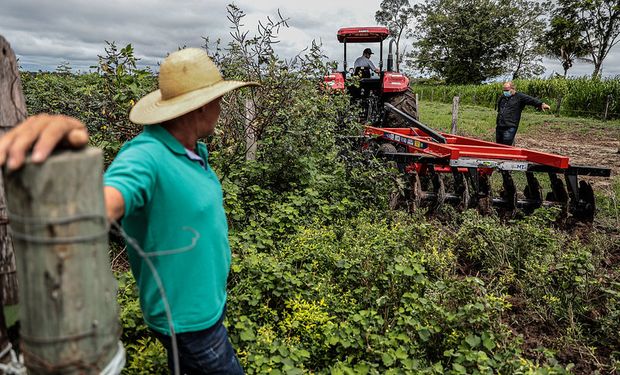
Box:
[406,0,619,82]
[414,78,620,120]
[415,100,620,140]
[17,6,620,374]
[410,0,547,83]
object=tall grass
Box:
[414,77,620,119]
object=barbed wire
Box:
[0,343,27,375]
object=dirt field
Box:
[518,123,619,190]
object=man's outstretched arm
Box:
[520,94,550,111]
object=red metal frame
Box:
[337,27,390,43]
[365,126,570,169]
[382,72,410,93]
[323,72,345,90]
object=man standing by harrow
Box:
[496,81,551,145]
[0,48,257,374]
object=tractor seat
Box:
[354,66,371,79]
[359,77,381,90]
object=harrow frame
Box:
[363,104,611,221]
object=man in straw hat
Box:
[0,48,258,374]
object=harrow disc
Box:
[573,181,595,222]
[476,174,494,215]
[428,170,446,213]
[408,172,423,212]
[523,172,543,214]
[452,170,470,212]
[499,171,518,218]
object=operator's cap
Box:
[363,48,374,55]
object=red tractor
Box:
[323,27,611,223]
[323,27,418,126]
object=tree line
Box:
[375,0,620,84]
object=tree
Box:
[560,0,620,78]
[543,11,590,77]
[507,0,548,79]
[411,0,518,84]
[375,0,415,71]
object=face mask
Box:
[503,90,512,97]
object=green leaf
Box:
[240,329,255,341]
[453,363,467,374]
[382,353,395,366]
[465,334,481,348]
[418,328,431,342]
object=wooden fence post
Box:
[4,148,124,374]
[245,99,257,161]
[0,35,24,366]
[604,94,612,121]
[556,95,563,117]
[451,96,460,134]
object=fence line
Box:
[415,88,619,120]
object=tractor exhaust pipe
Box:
[387,38,397,72]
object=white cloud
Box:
[2,0,619,77]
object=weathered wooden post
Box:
[4,147,124,374]
[0,35,24,367]
[604,94,612,121]
[245,99,257,161]
[451,96,460,134]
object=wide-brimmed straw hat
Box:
[129,48,259,125]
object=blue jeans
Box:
[495,127,517,145]
[152,311,244,375]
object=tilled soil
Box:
[517,124,619,190]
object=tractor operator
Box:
[353,48,380,77]
[496,81,551,145]
[0,48,256,375]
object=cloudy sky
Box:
[1,0,618,78]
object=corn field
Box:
[414,77,620,120]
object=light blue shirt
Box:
[354,55,377,71]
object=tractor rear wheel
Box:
[385,89,418,127]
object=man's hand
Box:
[541,103,551,111]
[0,114,88,171]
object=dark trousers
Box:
[495,127,517,146]
[152,311,243,375]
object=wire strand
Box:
[110,221,197,375]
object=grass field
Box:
[417,100,620,141]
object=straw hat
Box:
[129,48,259,125]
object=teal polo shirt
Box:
[104,125,231,335]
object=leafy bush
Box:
[19,3,619,374]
